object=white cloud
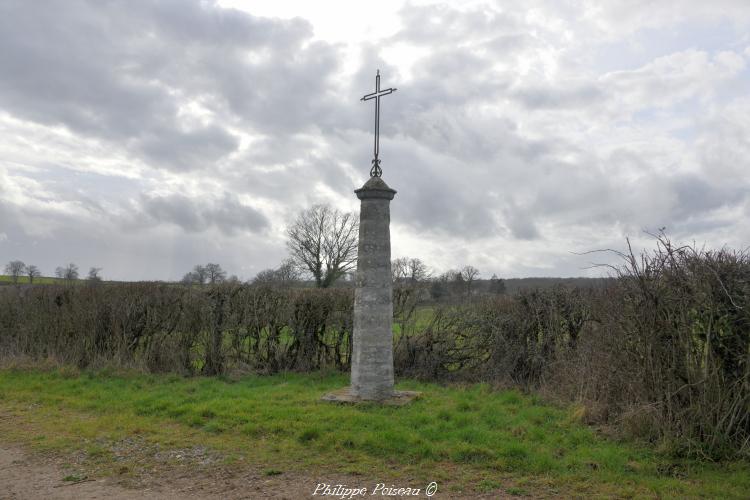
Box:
[0,0,748,280]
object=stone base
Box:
[321,387,422,406]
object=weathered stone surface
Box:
[321,387,421,406]
[350,176,397,400]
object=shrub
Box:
[0,283,353,376]
[2,234,748,458]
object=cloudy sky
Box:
[1,0,749,281]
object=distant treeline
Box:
[0,273,609,292]
[495,276,612,294]
[1,235,748,460]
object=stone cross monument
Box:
[350,174,397,399]
[323,70,419,404]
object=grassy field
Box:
[0,274,64,285]
[0,368,748,497]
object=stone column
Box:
[350,176,397,400]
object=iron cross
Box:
[361,70,397,177]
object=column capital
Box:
[355,176,397,200]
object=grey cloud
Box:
[326,47,404,135]
[484,33,536,54]
[599,50,746,118]
[223,143,357,208]
[384,144,501,239]
[395,3,522,46]
[670,214,737,237]
[142,195,203,232]
[0,0,341,172]
[404,50,508,111]
[210,193,270,235]
[140,192,268,235]
[505,209,541,240]
[0,203,278,281]
[141,0,313,47]
[577,1,750,39]
[2,0,749,281]
[672,175,741,217]
[243,134,318,166]
[399,187,499,239]
[377,4,524,127]
[513,83,605,110]
[696,102,750,177]
[137,125,239,171]
[0,171,274,280]
[205,40,341,134]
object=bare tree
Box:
[461,265,480,297]
[4,260,25,284]
[55,263,79,283]
[25,264,41,284]
[64,263,79,281]
[276,258,301,283]
[407,258,430,282]
[192,265,207,285]
[287,204,358,288]
[181,264,225,285]
[205,263,226,284]
[253,268,279,284]
[253,258,301,286]
[392,257,430,283]
[87,267,103,282]
[392,257,409,282]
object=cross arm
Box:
[360,88,397,101]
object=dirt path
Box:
[2,443,516,499]
[0,444,336,499]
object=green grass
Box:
[0,274,126,285]
[0,274,64,285]
[393,305,436,337]
[0,368,748,497]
